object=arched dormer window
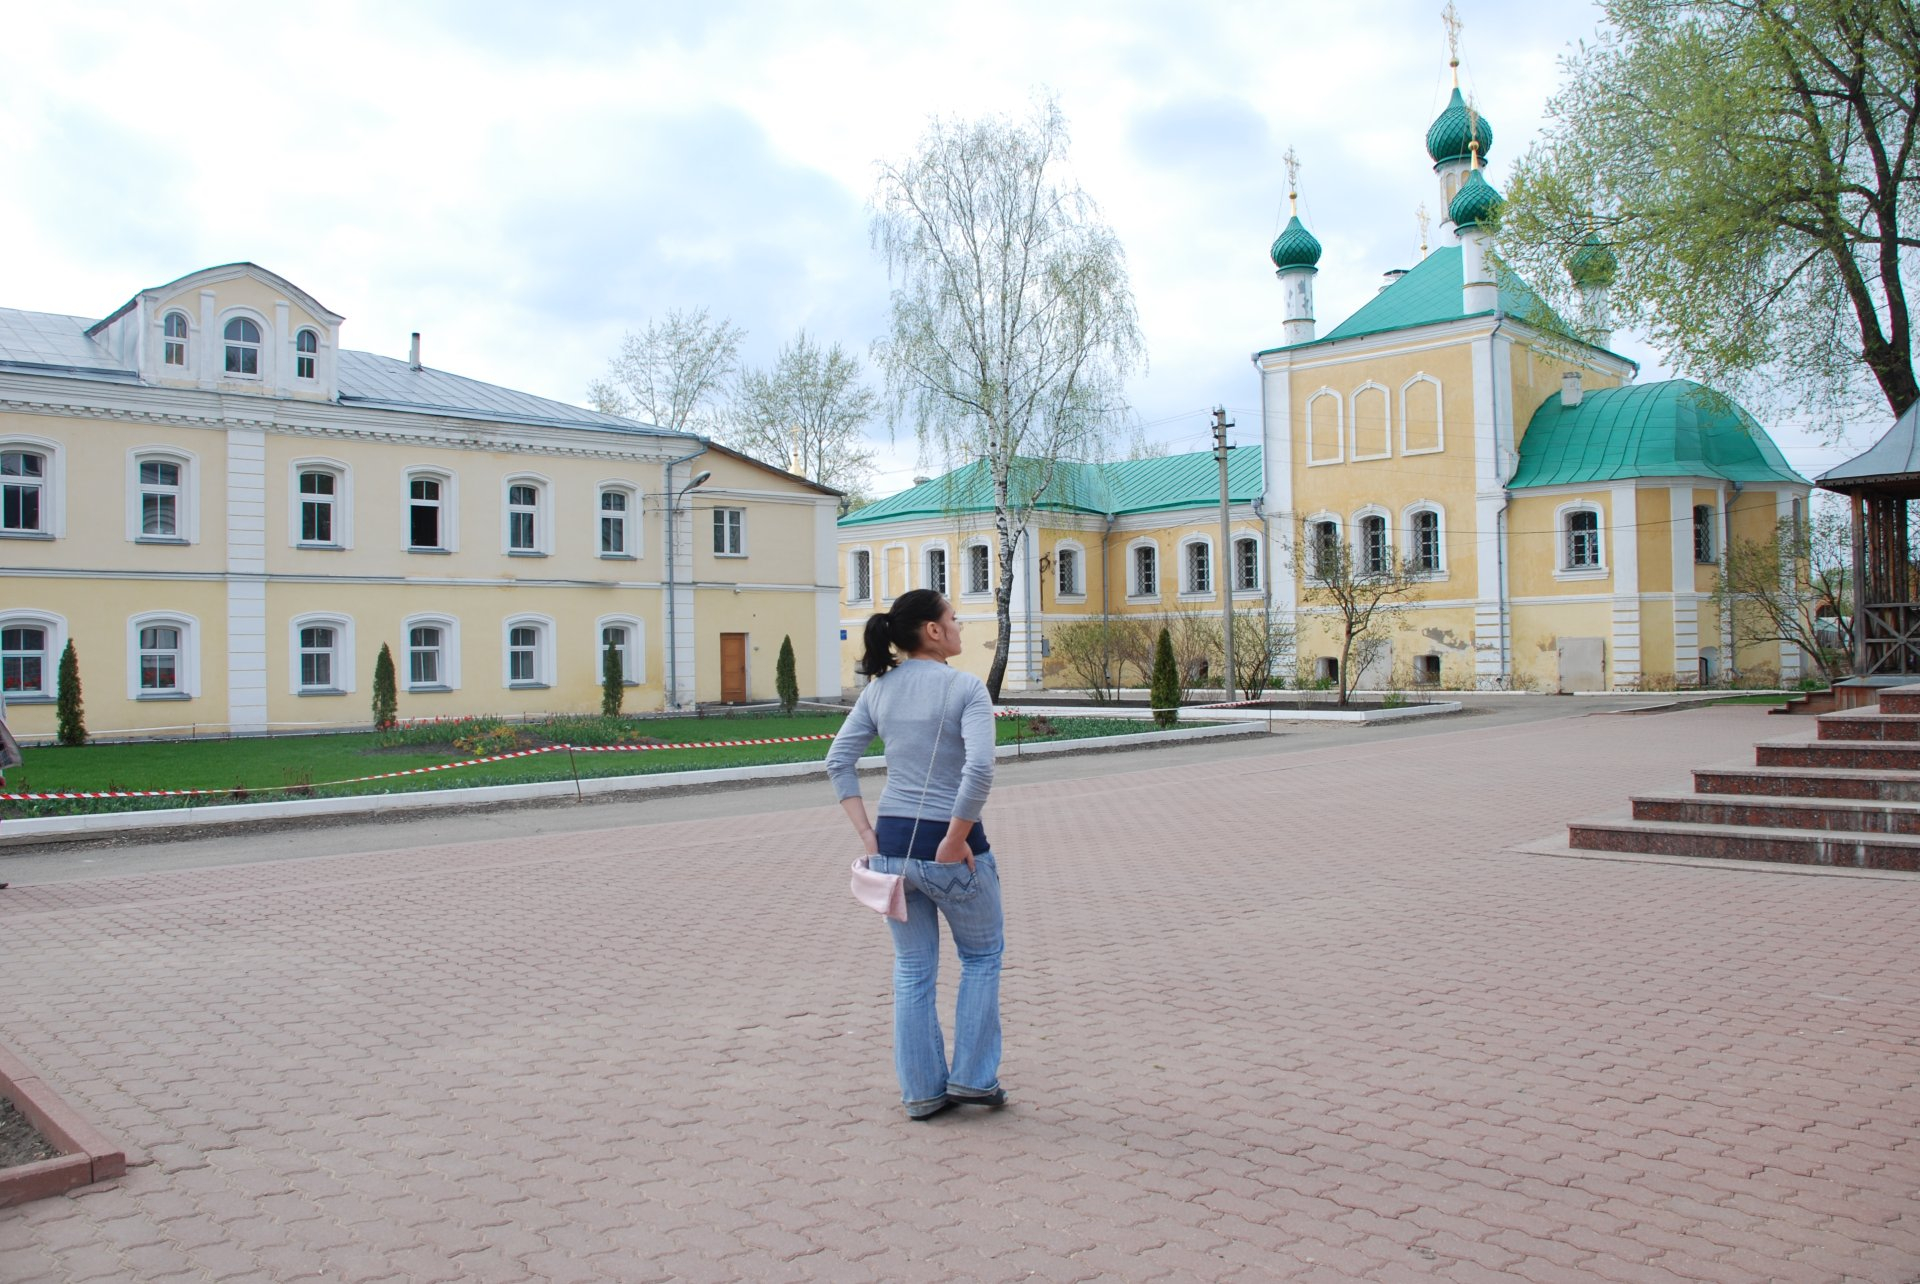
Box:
[224,317,263,376]
[162,312,190,368]
[295,328,319,380]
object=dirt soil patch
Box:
[0,1096,59,1167]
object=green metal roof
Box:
[1508,379,1808,488]
[1305,245,1563,346]
[839,447,1264,528]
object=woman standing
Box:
[826,589,1005,1121]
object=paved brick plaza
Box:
[1,705,1916,1283]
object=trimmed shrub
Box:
[1149,627,1179,729]
[56,640,86,746]
[776,635,799,715]
[602,644,625,717]
[371,643,398,731]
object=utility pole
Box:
[1213,407,1236,702]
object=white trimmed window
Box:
[127,612,198,699]
[965,543,992,596]
[507,480,543,553]
[1307,517,1341,581]
[295,328,319,381]
[1130,542,1158,598]
[130,450,195,542]
[596,616,645,685]
[0,613,61,700]
[1233,536,1261,592]
[713,506,746,556]
[289,614,354,694]
[1056,544,1083,598]
[162,311,190,369]
[849,549,873,604]
[403,615,460,691]
[599,485,634,557]
[924,545,948,596]
[1561,505,1605,572]
[1358,513,1391,577]
[504,616,555,688]
[1693,504,1716,563]
[290,460,351,549]
[1,447,50,535]
[407,470,452,551]
[223,316,263,377]
[1408,507,1444,575]
[1181,538,1213,595]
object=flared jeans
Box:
[867,851,1003,1114]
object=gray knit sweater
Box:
[825,660,996,822]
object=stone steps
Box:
[1567,682,1920,871]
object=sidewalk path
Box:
[1,706,1915,1282]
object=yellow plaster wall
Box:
[1507,491,1612,597]
[1637,488,1675,595]
[1507,342,1626,451]
[1638,600,1677,687]
[1512,599,1615,691]
[694,587,824,703]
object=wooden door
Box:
[719,633,747,703]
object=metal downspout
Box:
[1100,512,1116,691]
[1487,318,1512,685]
[663,442,708,709]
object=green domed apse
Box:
[1567,232,1619,287]
[1270,215,1322,271]
[1448,167,1504,230]
[1426,87,1493,165]
[1510,380,1807,489]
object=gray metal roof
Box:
[1818,400,1920,492]
[0,305,679,437]
[0,308,129,377]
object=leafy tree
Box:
[602,643,625,718]
[1294,523,1421,707]
[728,330,878,497]
[1050,618,1143,701]
[1230,610,1291,700]
[55,640,84,747]
[1149,627,1180,729]
[371,644,398,731]
[1501,0,1920,424]
[775,635,799,715]
[588,307,745,434]
[1717,502,1854,683]
[873,97,1144,699]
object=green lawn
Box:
[0,710,1175,819]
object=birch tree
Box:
[588,308,744,435]
[872,98,1143,698]
[727,330,878,496]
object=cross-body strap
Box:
[904,666,962,858]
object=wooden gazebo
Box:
[1818,399,1920,682]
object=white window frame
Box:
[1305,388,1344,466]
[288,613,355,695]
[220,310,268,381]
[161,310,192,372]
[1399,373,1445,456]
[1179,536,1214,598]
[0,437,61,538]
[1354,506,1393,578]
[1403,503,1446,578]
[712,506,747,557]
[288,457,352,549]
[921,541,950,596]
[962,541,994,598]
[1304,514,1342,584]
[847,547,874,605]
[294,328,319,381]
[126,447,198,544]
[503,614,556,688]
[597,483,638,559]
[1349,381,1393,462]
[0,610,65,702]
[1054,541,1086,601]
[503,474,551,556]
[406,467,456,553]
[1128,539,1160,600]
[402,614,461,692]
[1556,502,1608,579]
[1232,535,1262,594]
[594,615,646,686]
[126,611,199,700]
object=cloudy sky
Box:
[0,1,1861,492]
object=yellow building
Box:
[1256,74,1811,692]
[0,263,841,739]
[836,453,1265,691]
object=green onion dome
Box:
[1425,87,1494,166]
[1269,215,1322,271]
[1448,167,1504,231]
[1567,232,1619,288]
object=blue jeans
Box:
[867,851,1003,1114]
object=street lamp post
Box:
[664,456,711,710]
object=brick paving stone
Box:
[1,706,1917,1283]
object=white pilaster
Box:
[666,481,698,708]
[198,289,217,390]
[1469,334,1509,686]
[1610,483,1640,689]
[273,299,291,397]
[225,428,269,732]
[1671,486,1700,684]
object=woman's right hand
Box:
[933,833,975,869]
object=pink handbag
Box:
[848,670,957,924]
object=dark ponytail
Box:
[860,589,948,678]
